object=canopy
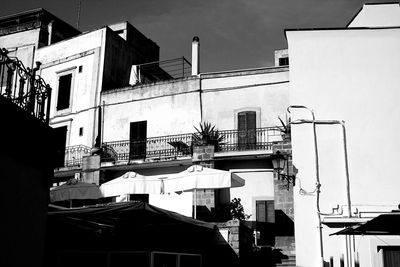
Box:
[50,179,102,202]
[331,213,400,236]
[163,165,245,193]
[100,172,165,197]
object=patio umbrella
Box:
[100,171,165,198]
[163,165,245,218]
[50,179,102,207]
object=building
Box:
[0,8,295,264]
[286,2,400,267]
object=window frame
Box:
[55,67,76,115]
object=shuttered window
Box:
[129,121,147,159]
[238,111,256,149]
[256,200,275,223]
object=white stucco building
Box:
[286,3,400,267]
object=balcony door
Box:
[129,121,147,159]
[238,111,256,150]
[54,126,67,167]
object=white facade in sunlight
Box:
[286,3,400,267]
[348,3,400,28]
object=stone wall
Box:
[272,141,295,256]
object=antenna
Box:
[76,0,82,29]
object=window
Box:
[380,247,400,267]
[238,111,256,149]
[78,65,83,73]
[79,127,83,136]
[279,57,289,66]
[129,121,147,159]
[56,73,72,110]
[256,200,275,223]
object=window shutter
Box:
[256,200,275,223]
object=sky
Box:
[0,0,394,72]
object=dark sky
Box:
[0,0,393,72]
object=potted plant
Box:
[277,115,291,141]
[192,122,225,152]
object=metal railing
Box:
[131,57,192,85]
[0,48,52,124]
[64,145,92,167]
[104,127,283,161]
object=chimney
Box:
[191,36,200,76]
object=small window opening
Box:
[78,65,83,73]
[79,127,83,136]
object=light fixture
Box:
[271,150,296,190]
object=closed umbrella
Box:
[163,165,245,218]
[100,172,165,198]
[50,179,102,207]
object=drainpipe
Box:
[292,119,352,218]
[288,107,352,266]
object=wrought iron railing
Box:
[0,48,52,124]
[64,145,92,167]
[104,127,283,161]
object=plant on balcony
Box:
[192,122,225,152]
[277,116,291,141]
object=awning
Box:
[50,180,102,202]
[100,172,165,197]
[331,213,400,236]
[163,165,245,193]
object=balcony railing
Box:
[0,48,52,124]
[64,145,92,167]
[104,127,283,162]
[57,127,284,169]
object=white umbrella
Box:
[50,179,102,207]
[163,165,245,218]
[100,172,165,198]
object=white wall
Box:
[36,29,105,147]
[201,68,289,131]
[101,78,202,141]
[0,29,41,69]
[230,170,274,221]
[348,3,400,28]
[287,28,400,267]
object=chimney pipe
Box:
[191,36,200,76]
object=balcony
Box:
[56,127,284,170]
[103,127,283,162]
[0,48,52,124]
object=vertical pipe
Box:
[194,188,197,219]
[341,122,352,217]
[191,36,200,76]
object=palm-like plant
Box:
[277,116,291,134]
[192,122,225,152]
[277,115,291,140]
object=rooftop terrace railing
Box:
[0,48,52,124]
[131,57,192,85]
